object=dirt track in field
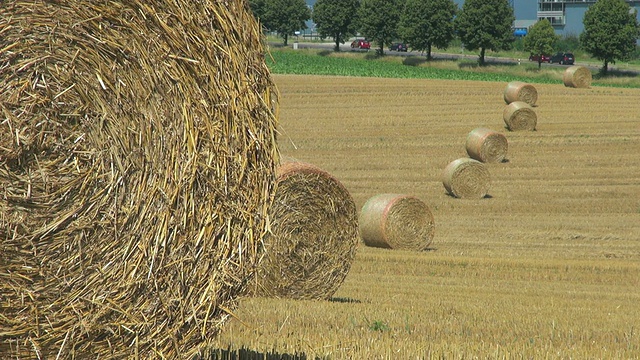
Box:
[274,74,640,260]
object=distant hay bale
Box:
[563,65,592,88]
[465,127,508,163]
[442,158,491,199]
[1,1,278,359]
[359,194,435,251]
[503,81,538,106]
[253,161,359,300]
[503,101,537,131]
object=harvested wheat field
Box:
[210,75,640,359]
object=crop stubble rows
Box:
[211,75,640,358]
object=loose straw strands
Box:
[252,161,359,300]
[359,194,435,251]
[503,81,538,106]
[465,127,508,163]
[442,158,491,199]
[0,1,279,358]
[563,65,592,88]
[503,101,537,131]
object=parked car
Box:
[549,52,575,65]
[351,39,370,50]
[389,42,408,52]
[528,53,550,63]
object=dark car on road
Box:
[529,54,550,63]
[389,42,408,52]
[351,39,370,50]
[550,52,575,65]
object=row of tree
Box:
[250,0,640,73]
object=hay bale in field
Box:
[0,1,278,359]
[465,127,508,163]
[503,81,538,106]
[359,194,435,251]
[442,158,491,199]
[252,161,359,300]
[503,101,537,131]
[563,65,592,88]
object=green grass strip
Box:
[266,48,640,88]
[266,50,561,84]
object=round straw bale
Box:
[503,101,538,131]
[252,161,359,300]
[563,65,592,88]
[465,127,508,163]
[359,194,435,251]
[1,1,278,359]
[442,158,491,199]
[503,81,538,106]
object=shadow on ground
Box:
[330,297,361,303]
[594,68,640,78]
[209,347,309,360]
[402,56,452,67]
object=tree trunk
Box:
[334,35,341,52]
[283,34,288,46]
[479,47,486,66]
[538,59,542,69]
[427,43,432,61]
[603,60,609,75]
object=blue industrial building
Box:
[536,0,640,37]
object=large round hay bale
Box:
[442,158,491,199]
[465,127,508,163]
[1,1,278,359]
[503,101,537,131]
[563,65,592,88]
[503,81,538,106]
[359,194,435,251]
[252,161,359,300]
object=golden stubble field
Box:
[211,75,640,359]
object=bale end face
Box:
[442,158,491,199]
[503,101,537,131]
[359,194,435,251]
[253,161,359,300]
[504,81,538,106]
[0,1,279,358]
[563,66,592,88]
[465,127,508,163]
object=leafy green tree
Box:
[523,19,559,69]
[580,0,640,74]
[358,0,403,55]
[262,0,311,46]
[249,0,267,25]
[398,0,457,60]
[313,0,361,51]
[454,0,515,65]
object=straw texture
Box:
[253,162,359,300]
[1,1,279,359]
[563,65,592,88]
[503,101,537,131]
[503,81,538,106]
[359,194,435,251]
[442,158,491,199]
[465,127,508,163]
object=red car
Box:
[529,54,550,63]
[351,39,370,50]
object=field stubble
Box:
[211,75,640,358]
